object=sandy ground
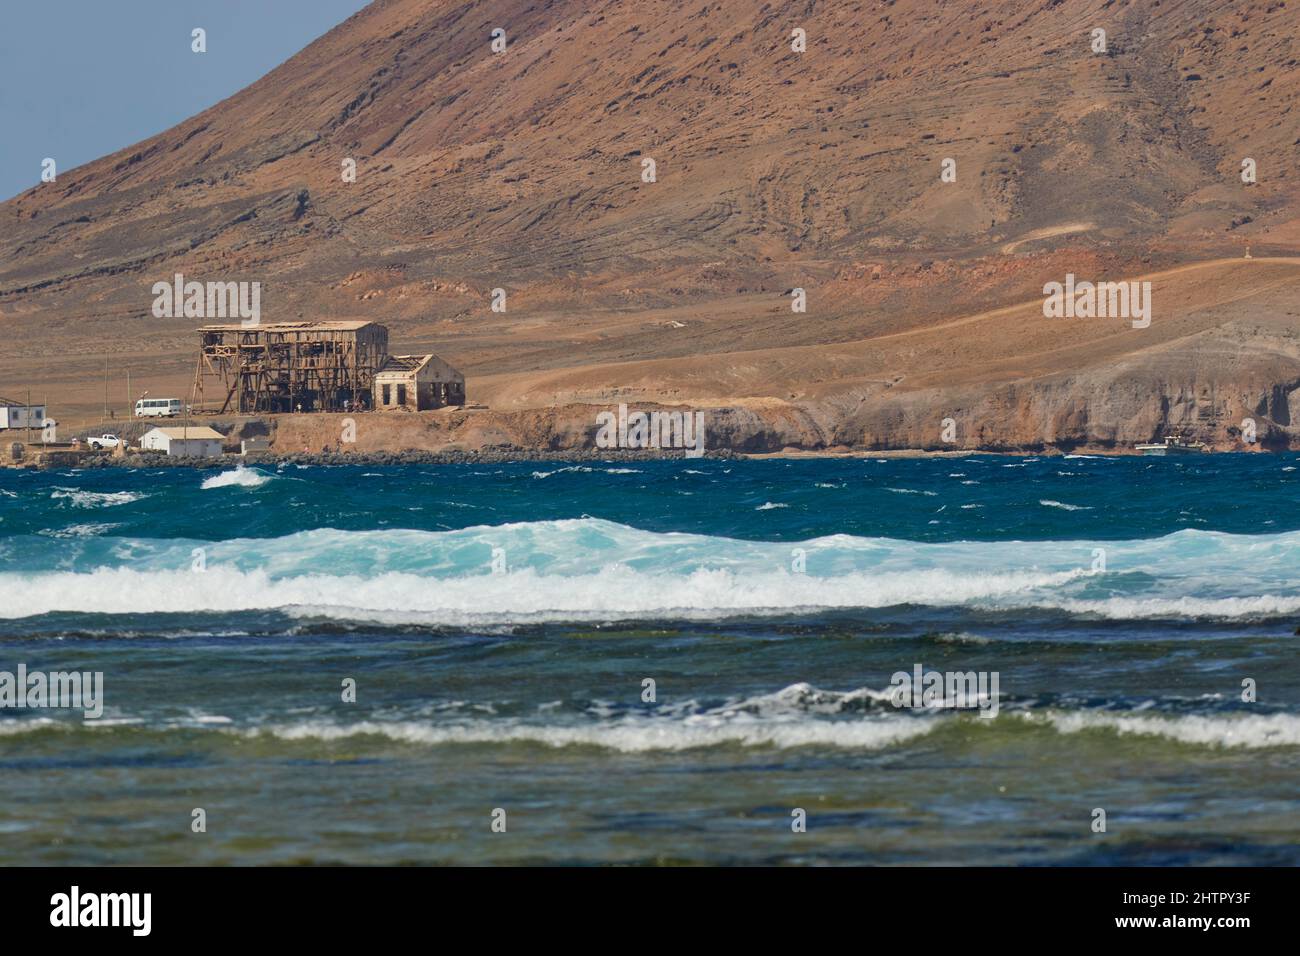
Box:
[5,254,1295,455]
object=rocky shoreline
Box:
[11,443,1274,470]
[52,447,741,469]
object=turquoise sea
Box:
[0,455,1297,864]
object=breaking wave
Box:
[1021,710,1300,749]
[200,466,272,489]
[0,519,1296,624]
[242,709,1300,751]
[3,678,1296,751]
[50,488,146,509]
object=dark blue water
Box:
[0,455,1297,864]
[2,453,1296,542]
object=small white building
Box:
[140,426,224,457]
[0,398,46,430]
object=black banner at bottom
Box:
[0,866,1283,941]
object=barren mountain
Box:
[2,0,1299,452]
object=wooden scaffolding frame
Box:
[191,321,389,414]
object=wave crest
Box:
[1,519,1297,623]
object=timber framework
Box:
[192,321,389,414]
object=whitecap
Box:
[200,466,271,489]
[1025,711,1300,749]
[50,488,145,509]
[1039,499,1091,511]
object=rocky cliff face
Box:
[2,0,1299,452]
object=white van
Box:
[135,398,183,418]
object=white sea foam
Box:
[7,564,1286,624]
[0,711,937,753]
[1039,499,1091,511]
[1051,594,1300,620]
[2,520,1296,623]
[932,631,992,645]
[531,466,596,479]
[50,489,145,509]
[37,522,122,538]
[247,682,932,751]
[0,564,1089,621]
[0,717,61,736]
[243,714,940,752]
[1024,711,1300,749]
[201,466,271,489]
[3,676,1296,751]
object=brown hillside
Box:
[1,0,1298,451]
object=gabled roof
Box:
[373,354,464,382]
[197,321,378,332]
[376,354,433,374]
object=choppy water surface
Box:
[1,455,1297,864]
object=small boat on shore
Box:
[1135,435,1210,456]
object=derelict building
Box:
[191,321,464,415]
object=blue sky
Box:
[0,0,370,202]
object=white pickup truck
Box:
[87,434,121,450]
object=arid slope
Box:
[1,0,1298,451]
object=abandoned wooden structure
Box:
[192,321,389,414]
[373,354,466,411]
